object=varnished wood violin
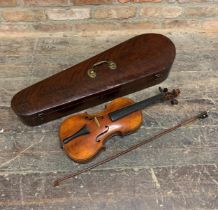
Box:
[59,87,180,163]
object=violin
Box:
[59,87,180,163]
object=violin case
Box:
[11,33,176,126]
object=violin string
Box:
[53,111,208,187]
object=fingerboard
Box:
[108,94,163,122]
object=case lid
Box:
[11,33,176,125]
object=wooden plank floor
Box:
[0,32,217,210]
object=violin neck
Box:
[108,93,164,122]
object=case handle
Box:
[87,60,117,78]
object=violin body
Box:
[59,87,180,163]
[59,98,142,163]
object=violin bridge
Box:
[94,117,101,128]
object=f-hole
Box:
[96,126,109,142]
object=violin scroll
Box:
[159,87,180,105]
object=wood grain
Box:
[0,32,217,210]
[11,34,176,125]
[59,97,143,163]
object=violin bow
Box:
[53,111,208,187]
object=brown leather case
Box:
[11,33,176,126]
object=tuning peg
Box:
[159,87,163,92]
[172,89,177,95]
[171,99,178,105]
[159,87,168,93]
